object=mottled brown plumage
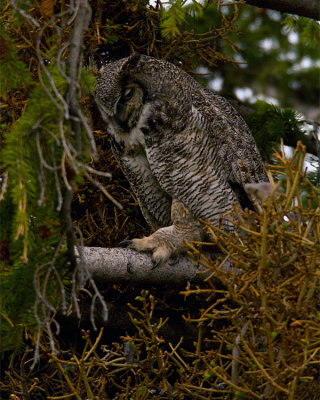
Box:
[94,54,269,266]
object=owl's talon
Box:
[118,240,133,248]
[168,257,179,266]
[151,259,161,270]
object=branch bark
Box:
[76,247,223,284]
[243,0,320,21]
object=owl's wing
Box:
[143,92,268,228]
[198,91,269,210]
[110,136,172,230]
[145,129,237,230]
[199,90,268,186]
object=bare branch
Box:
[66,0,97,158]
[83,170,123,210]
[0,171,8,201]
[243,0,320,21]
[76,247,227,284]
[78,163,112,178]
[10,0,40,28]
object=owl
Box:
[94,53,269,268]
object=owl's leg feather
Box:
[118,199,202,268]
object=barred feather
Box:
[95,54,268,233]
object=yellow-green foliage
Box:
[0,28,32,99]
[183,142,319,399]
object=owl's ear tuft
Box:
[124,52,142,69]
[117,53,143,82]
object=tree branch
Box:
[76,247,224,284]
[62,0,93,270]
[243,0,320,21]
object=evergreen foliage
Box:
[246,101,305,161]
[161,0,190,38]
[0,65,66,350]
[0,4,97,352]
[0,27,32,99]
[210,7,320,114]
[282,14,320,49]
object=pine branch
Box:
[227,96,319,157]
[243,0,320,21]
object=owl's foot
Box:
[119,239,163,266]
[119,233,175,268]
[118,223,201,269]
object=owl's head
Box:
[94,53,195,130]
[94,54,147,128]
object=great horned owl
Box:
[94,53,269,267]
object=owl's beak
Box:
[95,96,114,119]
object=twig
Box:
[52,145,63,211]
[231,321,249,386]
[53,357,82,400]
[84,170,123,210]
[241,338,289,395]
[0,171,9,201]
[10,0,40,28]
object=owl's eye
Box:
[123,87,134,101]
